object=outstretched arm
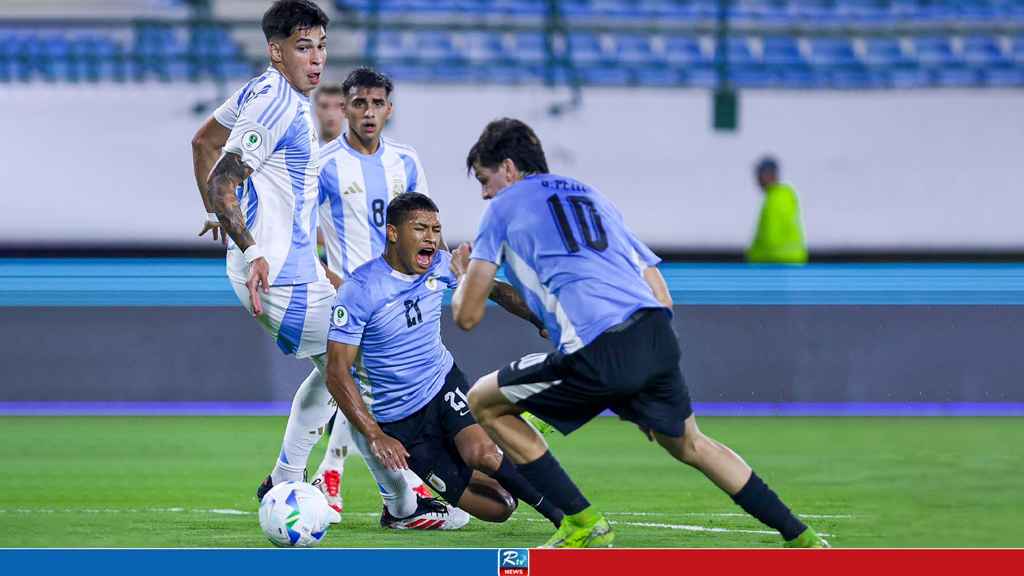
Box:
[191,117,231,244]
[325,341,409,470]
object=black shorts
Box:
[379,364,477,504]
[497,308,692,438]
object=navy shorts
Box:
[379,364,477,504]
[497,308,693,438]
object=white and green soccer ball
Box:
[258,481,340,547]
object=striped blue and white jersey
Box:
[470,174,664,354]
[213,67,325,287]
[317,135,429,278]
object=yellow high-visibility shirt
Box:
[746,183,807,264]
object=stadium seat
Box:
[664,35,707,66]
[714,37,758,67]
[961,35,1011,67]
[983,65,1024,87]
[512,32,548,64]
[861,37,914,67]
[887,65,931,88]
[912,36,961,68]
[614,34,659,65]
[1011,35,1024,63]
[934,66,981,87]
[568,32,608,65]
[633,65,683,86]
[807,37,859,67]
[762,36,806,67]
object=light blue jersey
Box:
[471,174,663,354]
[327,252,457,423]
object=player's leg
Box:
[453,422,564,527]
[653,416,826,547]
[312,408,352,515]
[468,370,613,548]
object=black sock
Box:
[731,472,807,540]
[490,456,565,527]
[515,450,590,516]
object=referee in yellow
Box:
[746,157,808,264]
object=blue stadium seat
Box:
[568,32,607,65]
[373,31,411,62]
[633,65,683,86]
[414,31,462,63]
[490,0,546,16]
[732,0,793,23]
[790,0,841,23]
[934,66,981,87]
[807,37,859,67]
[984,66,1024,87]
[887,65,931,88]
[961,35,1011,67]
[835,0,892,22]
[681,64,719,88]
[1011,35,1024,63]
[731,65,776,87]
[512,32,548,64]
[461,32,505,65]
[861,37,913,67]
[664,36,706,66]
[912,36,961,67]
[762,36,805,67]
[635,0,704,20]
[714,37,757,67]
[579,65,632,86]
[614,34,658,65]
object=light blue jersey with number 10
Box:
[470,174,664,354]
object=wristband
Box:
[206,212,220,224]
[243,244,264,264]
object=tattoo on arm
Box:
[489,281,544,330]
[208,152,255,250]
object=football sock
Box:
[271,366,335,485]
[516,450,590,516]
[401,468,426,491]
[314,409,351,479]
[348,425,417,518]
[731,472,807,540]
[491,455,565,527]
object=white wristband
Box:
[243,244,264,264]
[206,212,219,224]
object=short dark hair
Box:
[341,66,394,98]
[261,0,329,42]
[755,156,779,178]
[314,83,344,101]
[387,192,438,228]
[466,118,549,175]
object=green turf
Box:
[1,416,1021,548]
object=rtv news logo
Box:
[498,548,529,576]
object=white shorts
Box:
[232,279,336,359]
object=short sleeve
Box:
[212,85,245,130]
[470,202,507,266]
[626,228,661,268]
[435,251,459,290]
[399,150,429,196]
[223,79,296,173]
[327,278,374,346]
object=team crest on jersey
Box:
[332,305,349,327]
[425,276,440,291]
[242,130,262,151]
[391,178,405,196]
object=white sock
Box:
[270,358,335,485]
[402,468,427,490]
[314,409,354,479]
[348,425,417,518]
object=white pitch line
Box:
[520,517,834,538]
[606,512,857,520]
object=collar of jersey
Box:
[340,132,386,159]
[264,66,311,104]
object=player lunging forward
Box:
[325,193,565,529]
[193,0,462,530]
[452,118,828,548]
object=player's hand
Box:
[198,220,227,246]
[326,268,344,291]
[368,433,410,471]
[450,242,472,278]
[246,257,270,317]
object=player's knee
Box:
[677,432,711,466]
[465,444,503,474]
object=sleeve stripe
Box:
[265,88,294,131]
[256,80,286,125]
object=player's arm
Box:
[192,116,231,243]
[207,152,269,315]
[450,242,497,331]
[325,341,409,470]
[643,266,673,308]
[489,281,547,338]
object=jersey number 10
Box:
[546,194,608,253]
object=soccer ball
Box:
[258,481,341,547]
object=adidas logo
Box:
[343,182,365,196]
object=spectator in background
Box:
[746,156,808,264]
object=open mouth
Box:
[415,247,435,269]
[308,72,321,85]
[362,123,377,134]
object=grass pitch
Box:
[1,416,1021,548]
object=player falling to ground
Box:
[325,193,565,529]
[311,67,439,516]
[191,0,465,530]
[451,118,828,548]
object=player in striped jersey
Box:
[191,0,466,531]
[310,67,437,517]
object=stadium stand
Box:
[1,0,1022,87]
